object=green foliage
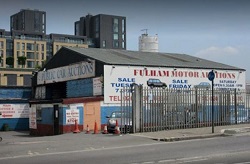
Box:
[6,56,14,67]
[17,56,27,67]
[35,65,42,69]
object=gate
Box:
[120,85,250,133]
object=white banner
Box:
[104,65,246,103]
[0,104,29,118]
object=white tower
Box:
[139,29,159,52]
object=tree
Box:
[17,56,27,68]
[6,56,14,68]
[35,64,42,70]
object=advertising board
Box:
[0,104,29,118]
[66,105,80,125]
[37,61,95,85]
[104,65,245,103]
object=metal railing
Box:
[120,86,250,133]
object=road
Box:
[1,133,250,164]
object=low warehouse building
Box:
[29,47,245,136]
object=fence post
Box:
[132,84,142,133]
[234,88,237,124]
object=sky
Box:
[0,0,250,80]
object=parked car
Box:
[194,82,211,89]
[106,111,132,133]
[147,78,167,89]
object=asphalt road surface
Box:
[1,133,250,164]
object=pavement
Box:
[1,124,249,162]
[131,124,250,142]
[1,124,250,144]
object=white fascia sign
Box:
[37,60,95,85]
[104,65,245,104]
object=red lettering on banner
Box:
[134,69,237,79]
[171,71,199,77]
[109,96,132,101]
[215,72,236,79]
[134,69,169,77]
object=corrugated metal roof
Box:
[64,47,244,71]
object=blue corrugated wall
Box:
[0,88,31,99]
[40,107,54,125]
[0,118,29,131]
[67,78,93,97]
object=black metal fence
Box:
[120,85,250,133]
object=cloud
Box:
[194,46,250,78]
[195,46,240,61]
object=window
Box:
[122,42,125,49]
[42,25,45,31]
[113,34,118,40]
[122,34,125,41]
[113,18,119,33]
[0,41,3,49]
[27,43,34,51]
[42,14,45,24]
[122,19,125,33]
[42,53,45,60]
[95,17,99,32]
[22,43,25,50]
[102,40,106,48]
[75,23,79,35]
[6,74,17,86]
[11,17,13,30]
[35,87,46,100]
[27,61,35,68]
[35,43,39,51]
[95,32,99,38]
[16,42,20,50]
[113,40,119,48]
[34,12,40,32]
[23,74,32,86]
[27,52,35,59]
[41,44,44,51]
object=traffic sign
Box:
[208,70,215,81]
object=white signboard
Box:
[93,77,103,96]
[104,65,246,103]
[0,104,29,118]
[66,108,80,125]
[37,61,95,85]
[29,106,37,129]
